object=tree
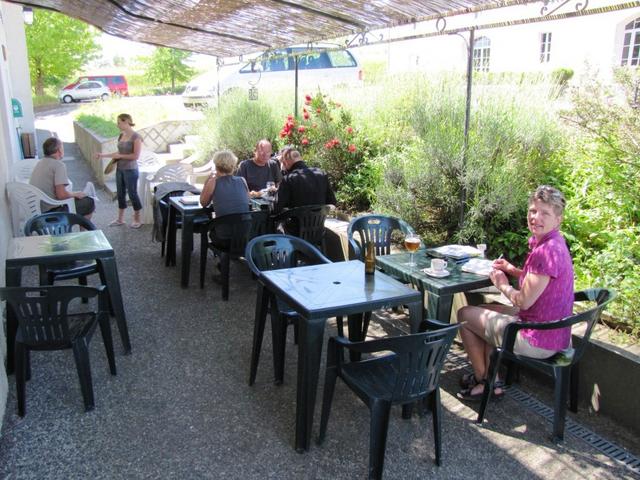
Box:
[25,9,100,95]
[144,47,194,94]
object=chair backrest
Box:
[249,210,270,239]
[12,158,40,182]
[6,182,76,237]
[347,214,415,260]
[209,212,255,256]
[0,286,101,348]
[152,163,193,184]
[275,205,331,249]
[351,323,459,403]
[245,234,332,277]
[565,288,616,365]
[138,148,162,168]
[24,212,96,236]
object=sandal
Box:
[129,221,142,229]
[457,379,505,402]
[109,219,125,226]
[459,373,480,389]
[457,379,486,402]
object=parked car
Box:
[62,74,129,96]
[58,81,111,103]
[183,46,362,108]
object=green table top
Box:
[376,251,492,296]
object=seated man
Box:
[236,139,282,197]
[275,147,336,213]
[29,137,95,219]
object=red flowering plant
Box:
[277,92,374,209]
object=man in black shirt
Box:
[275,148,336,213]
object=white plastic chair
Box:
[188,160,213,185]
[12,158,40,182]
[148,163,193,183]
[6,182,76,237]
[140,163,193,224]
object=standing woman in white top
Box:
[96,113,143,228]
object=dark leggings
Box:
[116,168,142,210]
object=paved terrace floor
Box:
[1,141,639,479]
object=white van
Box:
[183,46,362,108]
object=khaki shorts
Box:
[482,310,557,359]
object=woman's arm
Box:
[96,136,142,161]
[200,175,216,206]
[492,258,523,278]
[490,270,549,310]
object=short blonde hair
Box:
[213,150,238,174]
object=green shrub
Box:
[372,73,563,257]
[558,69,640,333]
[74,96,190,138]
[196,89,279,162]
[75,113,119,137]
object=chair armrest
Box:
[348,238,362,260]
[42,193,76,214]
[420,319,452,331]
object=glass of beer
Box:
[404,233,420,267]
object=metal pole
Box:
[460,28,474,229]
[216,57,222,111]
[294,55,299,118]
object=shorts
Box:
[47,196,95,217]
[482,310,558,359]
[74,196,95,216]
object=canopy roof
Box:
[11,0,528,56]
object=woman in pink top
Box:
[457,185,574,401]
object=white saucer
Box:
[422,267,450,278]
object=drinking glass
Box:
[404,233,420,267]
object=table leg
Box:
[166,204,177,267]
[346,313,366,362]
[248,284,270,386]
[4,265,22,375]
[295,316,326,452]
[425,291,454,324]
[180,214,194,288]
[98,257,132,354]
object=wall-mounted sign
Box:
[11,98,23,118]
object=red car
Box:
[62,75,129,96]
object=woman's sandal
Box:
[109,219,125,226]
[457,379,505,402]
[459,373,480,389]
[129,221,142,229]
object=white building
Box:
[357,0,640,81]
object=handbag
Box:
[103,158,117,175]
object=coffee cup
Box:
[431,258,447,272]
